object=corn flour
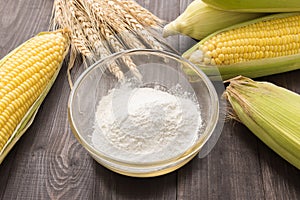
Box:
[92,84,202,163]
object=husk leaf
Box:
[225,76,300,169]
[163,0,265,40]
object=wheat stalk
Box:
[105,33,142,80]
[51,0,168,86]
[51,0,92,87]
[65,1,93,59]
[50,0,65,30]
[82,0,143,79]
[84,0,146,49]
[68,0,105,56]
[67,0,125,84]
[115,0,162,27]
[103,0,163,50]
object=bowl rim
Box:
[68,48,219,168]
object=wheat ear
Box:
[115,0,162,27]
[84,0,146,50]
[77,0,125,80]
[82,0,142,80]
[103,0,163,50]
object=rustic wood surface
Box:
[0,0,300,199]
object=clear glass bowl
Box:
[68,49,219,177]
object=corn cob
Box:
[183,13,300,80]
[203,0,300,12]
[163,0,265,40]
[225,76,300,170]
[0,29,70,163]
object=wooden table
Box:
[0,0,299,199]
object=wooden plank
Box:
[111,173,177,200]
[0,0,52,56]
[259,142,300,200]
[0,148,16,199]
[177,121,265,200]
[1,0,300,199]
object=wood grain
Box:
[0,0,300,200]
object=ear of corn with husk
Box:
[163,0,266,40]
[183,13,300,81]
[0,29,70,164]
[225,76,300,170]
[203,0,300,12]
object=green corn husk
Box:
[183,13,300,81]
[163,0,265,40]
[203,0,300,12]
[225,76,300,170]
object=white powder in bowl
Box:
[92,84,202,163]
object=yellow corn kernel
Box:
[0,29,69,151]
[195,14,300,66]
[182,13,300,80]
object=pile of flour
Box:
[92,84,202,163]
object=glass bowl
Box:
[68,49,219,177]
